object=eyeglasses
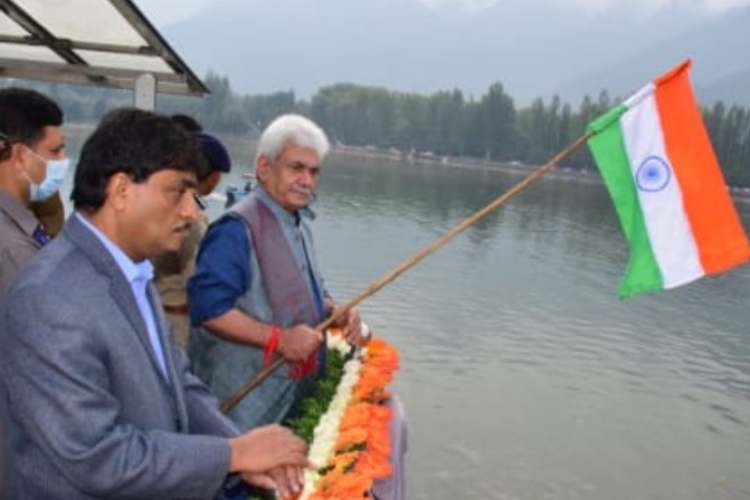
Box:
[193,192,207,211]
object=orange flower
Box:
[335,427,368,449]
[371,405,391,421]
[307,337,401,498]
[328,472,373,497]
[356,449,392,479]
[340,403,371,430]
[329,451,360,472]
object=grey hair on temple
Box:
[255,114,330,165]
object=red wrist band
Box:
[263,326,282,367]
[288,353,318,380]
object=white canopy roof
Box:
[0,0,208,96]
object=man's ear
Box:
[9,143,28,172]
[256,154,272,182]
[107,172,132,212]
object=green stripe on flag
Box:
[587,106,663,298]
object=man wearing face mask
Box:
[0,86,67,500]
[0,109,310,499]
[0,87,67,300]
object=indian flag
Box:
[587,60,750,299]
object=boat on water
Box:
[225,172,256,208]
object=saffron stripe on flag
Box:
[655,62,750,275]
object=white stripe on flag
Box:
[620,89,704,289]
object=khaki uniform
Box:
[30,192,65,237]
[152,213,208,347]
[0,190,43,301]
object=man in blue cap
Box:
[153,130,232,346]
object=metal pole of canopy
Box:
[133,73,156,111]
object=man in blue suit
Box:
[0,108,308,499]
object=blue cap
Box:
[195,132,231,173]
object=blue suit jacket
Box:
[0,215,239,499]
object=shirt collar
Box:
[0,190,39,237]
[74,212,154,284]
[254,184,317,226]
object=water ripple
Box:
[295,158,750,499]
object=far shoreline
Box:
[331,143,750,204]
[64,123,750,205]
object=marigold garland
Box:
[287,328,400,500]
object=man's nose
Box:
[299,169,314,186]
[180,191,200,221]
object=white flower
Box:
[299,349,364,497]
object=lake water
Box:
[65,130,750,500]
[305,155,750,500]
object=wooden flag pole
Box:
[221,132,593,414]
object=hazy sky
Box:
[133,0,749,105]
[137,0,750,26]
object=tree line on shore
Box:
[15,72,750,187]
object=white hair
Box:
[255,114,330,166]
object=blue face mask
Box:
[24,148,70,202]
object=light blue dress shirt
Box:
[74,212,169,379]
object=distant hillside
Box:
[552,6,750,107]
[161,0,702,104]
[697,68,750,107]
